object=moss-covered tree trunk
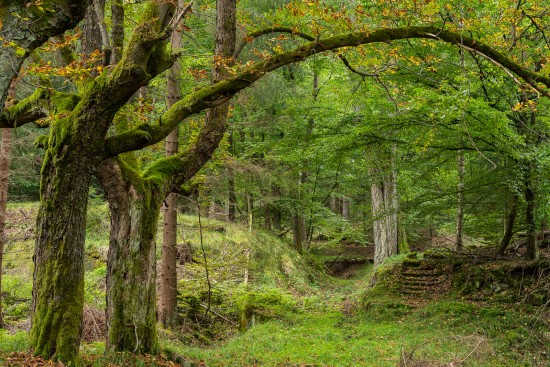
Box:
[30,125,96,363]
[98,158,163,353]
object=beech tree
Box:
[2,0,550,364]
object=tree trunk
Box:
[110,0,125,64]
[0,80,16,329]
[499,193,518,254]
[82,0,103,56]
[383,161,398,254]
[158,1,183,328]
[456,149,465,249]
[524,171,539,260]
[369,145,399,266]
[227,132,237,222]
[30,145,94,363]
[98,158,162,354]
[160,190,178,328]
[342,197,350,220]
[292,213,305,255]
[0,128,11,329]
[371,177,390,266]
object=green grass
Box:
[161,297,549,367]
[1,202,549,367]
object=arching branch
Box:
[104,26,550,158]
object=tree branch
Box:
[104,26,550,157]
[0,88,80,128]
[0,1,89,107]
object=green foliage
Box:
[84,265,107,310]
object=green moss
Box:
[50,92,80,114]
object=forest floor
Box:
[0,202,549,366]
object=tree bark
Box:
[292,213,305,255]
[499,193,518,254]
[30,140,94,363]
[371,175,390,266]
[0,128,10,329]
[81,0,103,56]
[342,197,350,220]
[0,100,14,329]
[227,132,237,222]
[369,145,399,266]
[98,158,161,354]
[383,151,398,254]
[0,1,89,106]
[158,0,183,329]
[456,149,465,249]
[524,170,539,260]
[110,0,124,64]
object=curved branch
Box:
[0,88,80,128]
[234,26,315,59]
[105,26,550,157]
[0,1,89,107]
[235,26,381,78]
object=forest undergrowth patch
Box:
[1,204,549,366]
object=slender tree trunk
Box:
[110,0,125,65]
[0,81,15,329]
[227,132,237,222]
[456,149,465,249]
[397,214,409,253]
[293,72,317,252]
[499,194,518,254]
[0,128,10,329]
[98,159,162,354]
[207,0,237,224]
[524,171,539,260]
[246,191,254,231]
[383,163,398,253]
[342,197,350,220]
[292,213,305,254]
[158,1,183,328]
[0,130,11,330]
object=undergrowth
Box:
[0,202,548,366]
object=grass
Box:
[1,202,549,367]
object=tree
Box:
[158,2,184,329]
[0,80,15,329]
